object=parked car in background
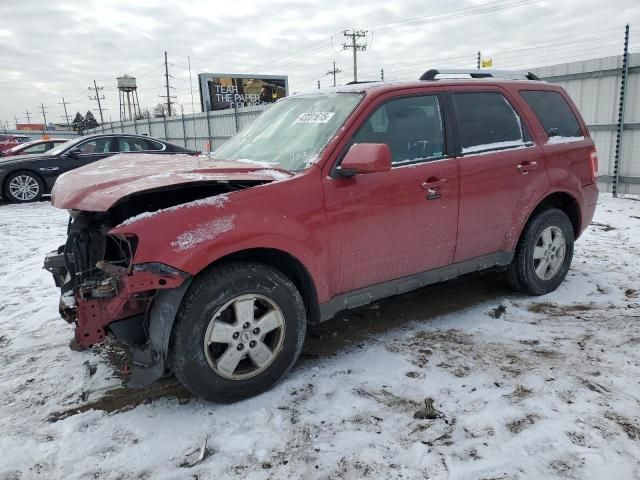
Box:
[0,133,197,202]
[0,135,31,153]
[1,138,69,157]
[45,69,598,403]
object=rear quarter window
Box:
[520,90,582,138]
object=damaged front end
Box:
[44,210,191,386]
[44,154,289,387]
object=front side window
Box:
[353,95,445,165]
[453,92,527,154]
[213,93,363,171]
[22,143,47,154]
[520,90,582,139]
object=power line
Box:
[369,0,543,31]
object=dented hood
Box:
[51,153,292,212]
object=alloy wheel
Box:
[8,174,40,201]
[203,294,286,380]
[532,226,566,280]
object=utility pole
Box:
[381,68,384,81]
[24,109,31,124]
[14,116,19,129]
[343,30,367,83]
[477,51,481,69]
[161,51,176,117]
[39,103,48,131]
[88,80,105,123]
[326,61,342,87]
[59,97,71,127]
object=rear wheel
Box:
[170,262,306,403]
[5,171,44,203]
[506,208,574,295]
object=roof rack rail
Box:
[419,69,540,81]
[345,80,381,85]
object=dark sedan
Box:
[0,134,197,203]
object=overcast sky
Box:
[1,0,639,126]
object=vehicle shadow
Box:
[48,270,511,420]
[302,270,510,359]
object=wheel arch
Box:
[503,190,582,252]
[198,247,321,325]
[528,191,581,238]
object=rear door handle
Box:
[517,161,538,174]
[421,178,448,190]
[39,167,59,172]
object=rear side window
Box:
[146,140,164,151]
[453,92,526,154]
[119,138,164,151]
[520,90,582,138]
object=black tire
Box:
[4,170,44,203]
[170,262,307,403]
[505,208,574,295]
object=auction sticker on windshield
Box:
[295,112,336,124]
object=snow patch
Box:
[117,194,230,227]
[170,215,235,251]
[462,139,527,154]
[234,158,279,167]
[547,135,585,145]
[252,169,291,181]
[60,291,76,308]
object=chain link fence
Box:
[85,104,270,152]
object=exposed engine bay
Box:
[44,181,264,349]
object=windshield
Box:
[213,93,363,171]
[47,135,85,156]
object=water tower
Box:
[117,75,141,121]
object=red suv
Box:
[45,69,599,402]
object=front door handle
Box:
[39,167,60,172]
[517,161,538,174]
[421,178,448,190]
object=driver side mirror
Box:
[66,147,82,157]
[337,143,392,177]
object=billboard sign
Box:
[198,73,288,112]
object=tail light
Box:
[589,149,598,184]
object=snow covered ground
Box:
[0,194,639,479]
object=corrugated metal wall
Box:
[533,53,640,195]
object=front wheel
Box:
[5,171,44,203]
[170,262,306,403]
[505,208,574,295]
